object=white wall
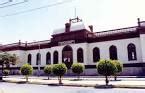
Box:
[140,34,145,62]
[88,37,142,65]
[7,50,27,67]
[26,48,51,66]
[25,43,89,66]
[69,43,88,65]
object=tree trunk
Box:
[105,75,109,86]
[114,75,117,81]
[26,76,28,82]
[48,75,49,80]
[58,76,60,83]
[59,76,62,84]
[1,63,4,80]
[77,74,80,80]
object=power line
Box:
[0,0,73,17]
[0,0,12,6]
[0,0,28,9]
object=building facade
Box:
[1,18,145,75]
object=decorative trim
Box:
[0,67,44,70]
[138,27,145,34]
[85,63,145,69]
[85,65,96,69]
[123,63,145,67]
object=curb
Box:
[2,80,145,89]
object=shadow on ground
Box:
[16,81,27,84]
[95,85,114,89]
[69,79,83,81]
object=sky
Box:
[0,0,145,44]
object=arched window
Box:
[77,48,84,63]
[46,52,51,65]
[27,54,32,65]
[53,51,58,64]
[127,43,137,61]
[36,53,41,65]
[109,45,118,60]
[93,47,100,62]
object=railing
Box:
[0,40,51,48]
[27,40,50,46]
[95,26,137,37]
[1,43,26,48]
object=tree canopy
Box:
[0,52,18,67]
[72,63,85,79]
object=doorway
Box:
[62,45,73,69]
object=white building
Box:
[1,17,145,75]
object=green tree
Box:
[0,52,18,80]
[72,63,85,80]
[20,64,33,82]
[97,59,117,85]
[112,60,123,81]
[52,63,67,84]
[44,65,52,80]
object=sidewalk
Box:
[2,76,145,89]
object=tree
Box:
[0,52,18,80]
[20,64,33,82]
[112,60,123,81]
[44,65,52,80]
[97,59,117,85]
[52,63,67,84]
[72,63,85,80]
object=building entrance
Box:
[62,45,73,69]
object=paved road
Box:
[0,83,145,93]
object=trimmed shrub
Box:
[44,65,52,80]
[72,63,85,80]
[112,60,123,81]
[97,59,117,85]
[20,63,33,82]
[52,63,67,84]
[3,69,9,77]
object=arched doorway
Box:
[62,45,73,69]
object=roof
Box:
[53,21,90,35]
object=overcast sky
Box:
[0,0,145,44]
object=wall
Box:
[6,37,144,76]
[7,50,27,67]
[88,37,142,65]
[140,34,145,62]
[25,37,142,67]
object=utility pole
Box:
[74,7,76,18]
[38,43,41,77]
